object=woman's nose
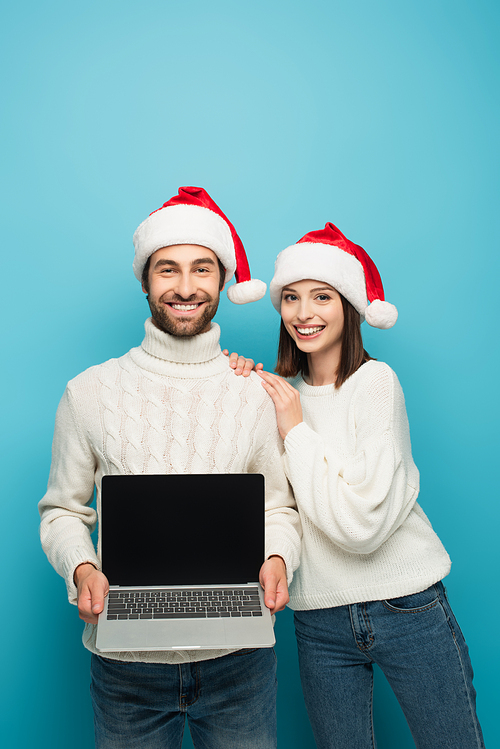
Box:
[296,302,313,321]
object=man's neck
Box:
[127,318,229,379]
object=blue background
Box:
[1,0,498,746]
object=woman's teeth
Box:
[296,326,324,335]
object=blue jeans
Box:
[294,583,484,749]
[90,648,277,748]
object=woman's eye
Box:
[283,294,298,302]
[316,295,330,301]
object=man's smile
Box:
[170,303,202,311]
[161,298,210,317]
[166,301,206,313]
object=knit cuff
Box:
[284,420,317,454]
[265,538,300,585]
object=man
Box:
[39,186,301,749]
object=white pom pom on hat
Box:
[269,222,398,329]
[133,186,266,304]
[364,298,398,329]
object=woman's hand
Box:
[222,350,263,376]
[257,371,303,440]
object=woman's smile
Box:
[294,325,326,339]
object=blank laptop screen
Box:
[100,474,265,587]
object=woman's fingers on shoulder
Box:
[259,371,298,395]
[257,370,282,384]
[258,373,275,390]
[258,372,283,398]
[259,374,292,404]
[239,356,256,376]
[223,350,260,376]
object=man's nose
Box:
[175,272,197,299]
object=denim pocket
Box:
[382,585,439,613]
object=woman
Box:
[232,222,485,748]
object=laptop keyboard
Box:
[106,587,263,620]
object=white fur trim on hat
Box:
[270,243,368,317]
[132,204,236,282]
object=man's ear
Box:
[218,259,226,292]
[141,256,152,295]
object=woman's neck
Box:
[304,346,341,386]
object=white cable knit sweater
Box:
[284,360,451,611]
[39,318,301,663]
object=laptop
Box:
[95,473,275,652]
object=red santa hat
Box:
[133,186,266,304]
[269,222,398,328]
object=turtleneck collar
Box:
[128,317,230,378]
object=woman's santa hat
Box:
[133,186,266,304]
[269,222,398,329]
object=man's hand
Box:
[74,563,109,624]
[259,556,289,615]
[222,350,263,377]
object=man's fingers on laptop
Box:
[77,583,99,624]
[259,556,289,615]
[75,566,109,624]
[271,573,290,613]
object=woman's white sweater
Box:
[285,360,451,610]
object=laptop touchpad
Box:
[146,619,227,649]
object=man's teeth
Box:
[296,326,324,335]
[171,304,200,311]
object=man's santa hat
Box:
[133,186,266,304]
[269,222,398,329]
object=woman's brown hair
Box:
[275,293,372,388]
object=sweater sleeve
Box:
[249,398,302,583]
[283,366,419,555]
[38,387,100,604]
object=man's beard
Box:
[147,293,220,337]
